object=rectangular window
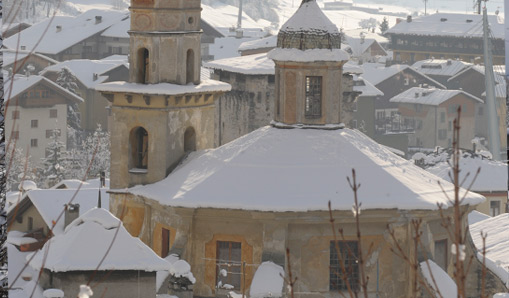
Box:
[30,139,38,147]
[31,120,38,128]
[161,228,171,257]
[50,109,58,118]
[305,76,322,118]
[12,110,20,119]
[28,217,33,231]
[448,121,452,131]
[490,201,501,217]
[330,241,359,291]
[478,107,484,116]
[216,241,242,290]
[434,239,447,271]
[438,129,447,140]
[440,112,445,123]
[12,131,19,140]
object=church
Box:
[97,0,504,297]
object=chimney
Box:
[447,59,452,65]
[95,16,103,24]
[396,18,403,24]
[64,204,80,228]
[56,25,62,33]
[93,73,98,81]
[406,15,412,23]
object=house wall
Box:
[109,194,495,298]
[475,192,508,216]
[40,270,157,298]
[99,36,130,57]
[8,203,48,235]
[6,54,56,75]
[213,71,275,146]
[5,92,68,167]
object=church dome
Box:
[277,0,342,50]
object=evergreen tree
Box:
[39,129,66,187]
[5,147,35,191]
[56,66,82,148]
[79,125,111,179]
[379,17,389,34]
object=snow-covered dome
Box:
[277,0,342,50]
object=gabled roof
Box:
[4,75,84,104]
[127,126,484,212]
[344,36,387,57]
[386,13,504,39]
[2,49,58,68]
[100,15,129,38]
[447,65,507,98]
[27,188,110,235]
[412,59,471,77]
[29,208,170,272]
[360,63,446,88]
[238,35,277,52]
[389,87,483,106]
[3,9,128,55]
[353,75,384,97]
[41,59,128,89]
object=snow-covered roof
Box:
[427,156,507,192]
[41,59,127,89]
[28,188,110,235]
[344,36,387,57]
[4,10,128,55]
[96,79,232,96]
[2,49,58,68]
[205,53,361,76]
[280,0,339,35]
[4,75,84,103]
[238,35,277,52]
[201,4,268,29]
[470,214,509,284]
[205,53,275,75]
[386,13,504,39]
[343,29,389,44]
[353,75,384,97]
[100,15,129,38]
[127,126,484,212]
[29,208,170,272]
[7,243,41,297]
[268,48,349,62]
[448,65,507,98]
[411,59,471,77]
[51,178,110,190]
[359,63,446,88]
[390,87,483,106]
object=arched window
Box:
[138,48,149,84]
[186,49,195,84]
[184,127,196,152]
[130,127,148,169]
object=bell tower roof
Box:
[277,0,341,50]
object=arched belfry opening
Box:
[130,127,149,169]
[184,127,196,152]
[137,48,150,84]
[186,49,195,84]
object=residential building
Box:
[3,9,129,61]
[389,87,483,150]
[4,75,83,167]
[411,59,471,86]
[2,49,58,75]
[385,13,505,65]
[41,57,129,132]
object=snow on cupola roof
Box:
[28,208,170,272]
[277,0,341,50]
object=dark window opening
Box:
[490,201,501,217]
[184,127,196,152]
[305,76,322,118]
[186,49,195,84]
[31,119,38,128]
[138,48,149,84]
[130,127,148,169]
[28,217,33,231]
[330,241,359,291]
[434,239,447,271]
[162,228,170,257]
[216,241,242,290]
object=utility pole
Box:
[474,0,482,14]
[237,0,243,30]
[482,3,502,160]
[423,0,428,15]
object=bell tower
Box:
[130,0,202,85]
[268,0,349,126]
[98,0,230,189]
